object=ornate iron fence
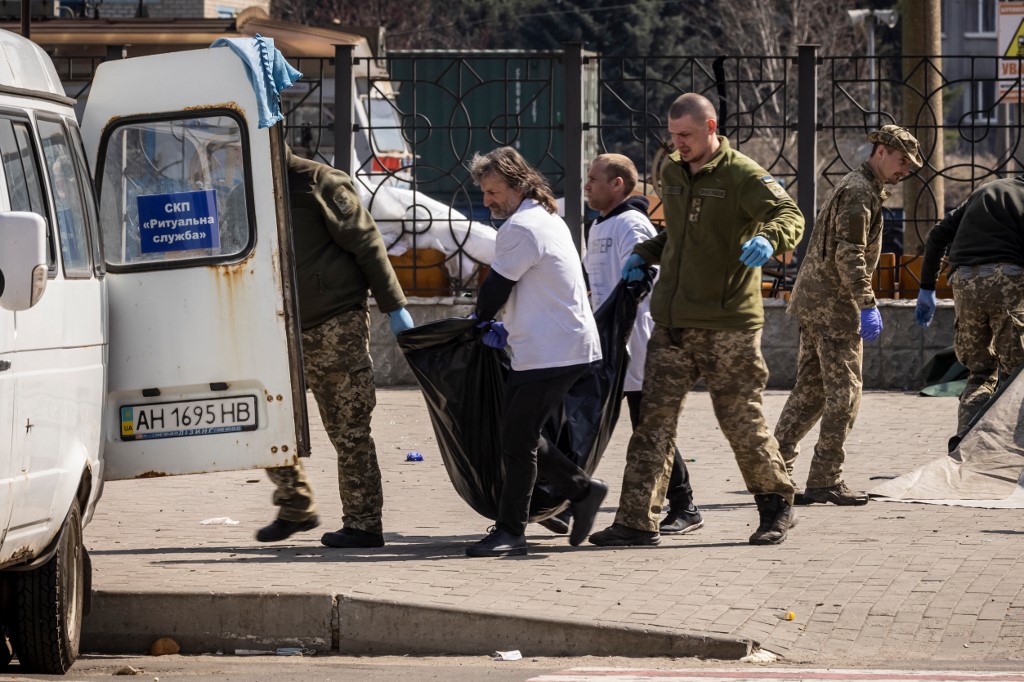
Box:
[53,46,1024,299]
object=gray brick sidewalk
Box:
[82,388,1024,665]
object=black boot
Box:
[255,515,320,542]
[321,527,384,548]
[749,494,795,545]
[660,502,704,535]
[569,479,608,546]
[466,526,527,557]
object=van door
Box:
[80,47,309,480]
[0,309,13,543]
[0,112,71,537]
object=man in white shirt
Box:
[466,146,607,558]
[582,153,704,536]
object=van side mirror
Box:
[0,212,48,311]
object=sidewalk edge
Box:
[81,590,756,660]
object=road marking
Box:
[527,670,1024,682]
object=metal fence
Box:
[56,46,1024,299]
[319,46,1022,299]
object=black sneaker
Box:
[255,515,320,542]
[588,523,661,547]
[569,479,608,546]
[466,526,527,557]
[800,482,869,506]
[537,509,571,535]
[321,527,385,548]
[749,494,795,545]
[659,506,704,535]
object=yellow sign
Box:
[1005,18,1024,57]
[998,1,1024,101]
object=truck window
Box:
[67,122,105,278]
[0,116,54,269]
[365,97,407,154]
[38,117,93,278]
[96,112,252,270]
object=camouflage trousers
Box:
[952,268,1024,432]
[266,308,384,533]
[613,326,794,532]
[773,323,863,489]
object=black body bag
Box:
[396,280,643,521]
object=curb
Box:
[82,591,756,659]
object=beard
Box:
[489,198,520,220]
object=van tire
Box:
[13,499,84,674]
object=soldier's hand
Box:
[859,307,883,342]
[915,289,937,328]
[621,254,647,282]
[388,307,415,337]
[739,236,774,268]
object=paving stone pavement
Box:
[84,388,1024,665]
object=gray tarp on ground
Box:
[870,369,1024,508]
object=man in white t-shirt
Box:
[465,146,607,558]
[582,153,704,536]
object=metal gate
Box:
[51,45,1024,298]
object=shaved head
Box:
[669,93,717,123]
[667,93,721,172]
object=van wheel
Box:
[13,499,84,674]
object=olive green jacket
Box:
[787,163,889,334]
[634,137,804,330]
[287,151,407,331]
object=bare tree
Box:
[270,0,519,50]
[683,0,871,184]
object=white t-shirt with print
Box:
[583,205,657,392]
[490,199,602,371]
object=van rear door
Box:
[80,48,309,480]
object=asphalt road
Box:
[5,654,1024,681]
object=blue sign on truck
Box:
[137,189,219,253]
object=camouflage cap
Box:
[867,125,923,168]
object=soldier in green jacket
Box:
[255,147,414,548]
[589,93,804,547]
[774,126,922,506]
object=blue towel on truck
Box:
[211,33,302,128]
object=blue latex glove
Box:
[860,307,883,342]
[739,236,774,267]
[388,307,414,337]
[621,253,647,282]
[915,289,937,328]
[477,321,508,349]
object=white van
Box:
[0,30,310,673]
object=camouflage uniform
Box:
[950,266,1024,431]
[920,177,1024,434]
[775,163,890,488]
[266,308,383,533]
[263,150,406,535]
[616,326,793,532]
[610,136,804,533]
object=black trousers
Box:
[624,390,695,511]
[497,362,595,535]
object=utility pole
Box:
[21,0,29,39]
[901,0,944,255]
